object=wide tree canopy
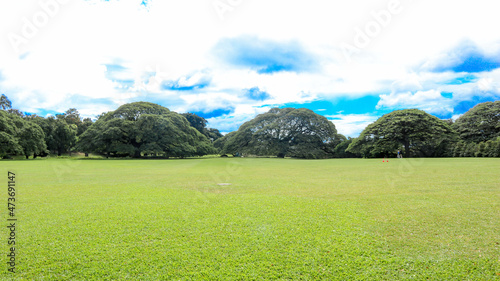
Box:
[219,107,342,159]
[453,101,500,143]
[76,102,215,158]
[347,109,457,158]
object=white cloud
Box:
[326,113,379,137]
[377,89,453,115]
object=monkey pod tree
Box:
[347,109,457,158]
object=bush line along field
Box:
[1,158,499,280]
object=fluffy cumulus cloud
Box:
[162,71,212,92]
[375,40,500,119]
[421,40,500,73]
[377,90,453,116]
[212,36,318,74]
[1,0,500,136]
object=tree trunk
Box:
[33,153,37,159]
[133,150,141,158]
[58,149,62,156]
[404,139,410,158]
[85,153,89,157]
[25,154,29,159]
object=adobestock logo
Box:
[212,0,243,21]
[341,0,403,62]
[136,64,171,94]
[8,0,70,55]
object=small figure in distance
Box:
[397,149,403,159]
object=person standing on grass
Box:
[397,149,401,158]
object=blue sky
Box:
[1,0,500,137]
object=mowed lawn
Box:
[1,158,499,280]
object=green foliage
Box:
[453,101,500,143]
[57,108,81,126]
[463,142,477,157]
[182,112,223,142]
[213,131,234,154]
[0,94,12,110]
[452,141,465,157]
[78,118,94,136]
[475,142,486,157]
[0,110,22,157]
[331,137,360,158]
[30,115,78,156]
[110,101,170,120]
[0,110,49,158]
[205,127,223,141]
[7,108,24,117]
[221,108,341,159]
[17,121,48,158]
[451,137,500,158]
[55,108,93,136]
[347,109,457,158]
[485,138,500,157]
[181,112,207,133]
[77,102,215,158]
[2,94,498,160]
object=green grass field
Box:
[1,158,499,280]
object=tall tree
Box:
[453,101,500,143]
[53,119,77,156]
[33,116,77,156]
[0,110,47,158]
[17,121,47,159]
[56,108,95,137]
[7,109,24,117]
[31,116,56,154]
[347,109,457,158]
[221,108,341,159]
[0,94,12,110]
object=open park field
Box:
[1,157,499,280]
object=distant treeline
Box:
[0,94,499,159]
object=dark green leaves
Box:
[453,101,500,143]
[220,108,341,159]
[0,94,12,110]
[76,102,215,158]
[0,110,47,158]
[347,109,457,158]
